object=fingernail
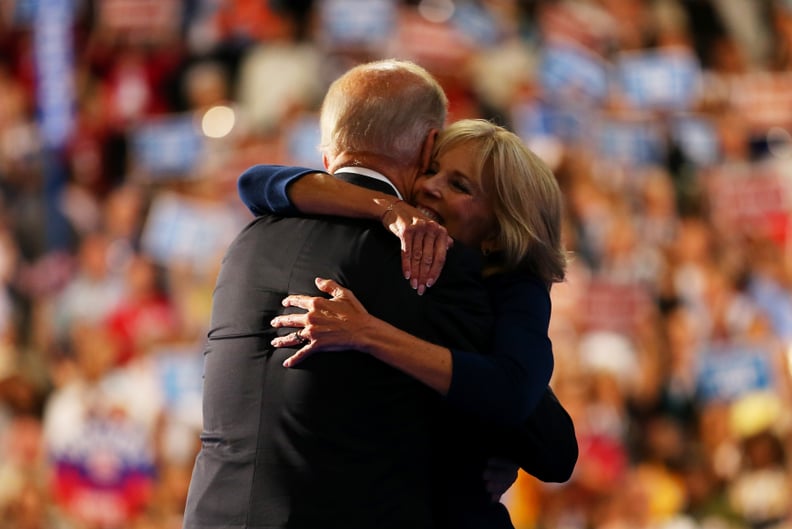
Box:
[426,279,434,288]
[417,285,425,296]
[410,279,418,290]
[405,271,411,280]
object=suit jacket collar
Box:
[334,167,403,198]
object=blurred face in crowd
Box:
[411,142,497,250]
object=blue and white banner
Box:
[131,114,204,177]
[615,49,701,111]
[695,343,773,402]
[319,0,396,49]
[512,100,590,145]
[141,192,245,273]
[538,43,610,105]
[34,0,75,148]
[670,114,720,167]
[592,116,666,167]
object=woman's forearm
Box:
[287,173,398,220]
[237,164,397,219]
[355,313,453,395]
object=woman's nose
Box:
[419,177,443,197]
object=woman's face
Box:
[412,143,497,248]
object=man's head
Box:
[319,59,447,195]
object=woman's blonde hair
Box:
[433,119,567,284]
[320,59,448,167]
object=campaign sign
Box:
[580,279,652,336]
[141,192,245,274]
[319,0,396,49]
[285,114,323,168]
[705,164,790,239]
[592,115,666,167]
[96,0,181,43]
[695,343,773,402]
[538,42,610,105]
[512,100,589,145]
[670,114,720,167]
[130,114,204,178]
[615,48,701,111]
[34,0,75,149]
[451,2,501,48]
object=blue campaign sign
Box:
[512,100,589,145]
[131,114,204,177]
[695,343,773,402]
[615,49,701,111]
[451,3,501,47]
[34,0,76,148]
[141,192,245,273]
[286,114,323,168]
[670,114,720,167]
[538,43,610,105]
[592,116,666,166]
[319,0,396,49]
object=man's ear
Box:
[419,128,439,173]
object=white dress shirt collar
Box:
[334,166,403,199]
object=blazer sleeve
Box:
[491,387,578,483]
[237,164,326,216]
[445,273,554,428]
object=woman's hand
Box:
[270,278,374,367]
[380,199,452,295]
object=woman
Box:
[238,119,572,527]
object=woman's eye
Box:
[452,180,469,193]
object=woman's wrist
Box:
[377,197,404,224]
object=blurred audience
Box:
[1,1,792,528]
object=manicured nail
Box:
[426,279,434,288]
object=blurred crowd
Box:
[1,0,792,528]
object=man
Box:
[183,60,575,529]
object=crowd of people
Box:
[1,0,791,528]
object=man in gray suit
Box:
[182,60,493,529]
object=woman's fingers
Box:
[410,222,449,294]
[408,229,425,291]
[314,277,345,298]
[424,235,449,289]
[282,345,315,367]
[271,278,367,363]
